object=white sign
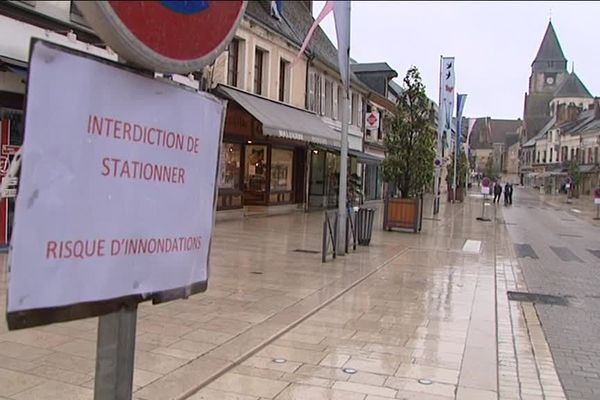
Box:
[365,111,380,130]
[595,198,600,205]
[1,188,16,198]
[7,41,224,314]
[2,177,18,186]
[565,183,571,189]
[481,187,490,195]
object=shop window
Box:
[310,150,325,196]
[227,38,240,87]
[278,58,290,102]
[270,148,293,192]
[245,145,267,192]
[219,143,241,190]
[254,48,266,95]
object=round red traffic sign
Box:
[594,188,600,199]
[482,177,490,187]
[76,1,246,73]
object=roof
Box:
[553,72,593,99]
[490,119,522,143]
[532,21,567,65]
[523,116,556,146]
[351,62,398,76]
[388,80,403,97]
[505,133,520,147]
[470,118,522,149]
[215,84,340,147]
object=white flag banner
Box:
[440,57,455,151]
[333,1,351,91]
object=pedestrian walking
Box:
[507,183,513,205]
[504,183,510,205]
[494,181,502,203]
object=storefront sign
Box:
[76,1,246,73]
[365,110,380,130]
[7,41,224,322]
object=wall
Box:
[210,18,307,109]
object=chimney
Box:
[594,98,600,120]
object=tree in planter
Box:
[446,150,468,193]
[382,67,436,198]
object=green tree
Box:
[484,156,499,180]
[446,150,469,188]
[567,159,581,197]
[382,67,436,198]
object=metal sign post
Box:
[94,304,138,400]
[477,177,491,221]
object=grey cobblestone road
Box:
[503,188,600,400]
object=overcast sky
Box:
[312,1,600,120]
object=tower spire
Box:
[532,20,567,68]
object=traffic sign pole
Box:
[94,304,137,400]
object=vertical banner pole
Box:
[338,89,349,255]
[94,304,138,400]
[433,56,443,214]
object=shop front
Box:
[0,57,26,247]
[215,85,340,211]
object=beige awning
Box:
[215,85,340,147]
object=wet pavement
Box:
[504,187,600,400]
[0,193,566,399]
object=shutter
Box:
[308,71,315,111]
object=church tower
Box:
[523,21,568,139]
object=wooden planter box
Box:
[447,187,464,202]
[383,196,423,233]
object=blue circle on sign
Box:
[160,0,209,15]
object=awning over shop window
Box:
[216,85,340,147]
[349,149,384,164]
[0,55,27,79]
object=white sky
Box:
[312,1,600,120]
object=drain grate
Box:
[559,233,582,238]
[423,217,441,221]
[250,271,264,275]
[507,291,569,306]
[293,249,320,254]
[514,244,538,259]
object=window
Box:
[588,148,593,164]
[270,149,293,192]
[219,143,241,190]
[351,93,358,125]
[278,59,290,102]
[307,71,316,112]
[227,39,240,87]
[537,151,540,163]
[315,74,322,115]
[549,148,553,162]
[337,86,344,120]
[595,147,599,164]
[571,148,575,161]
[324,80,333,117]
[254,48,265,95]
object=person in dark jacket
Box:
[494,182,502,203]
[507,183,514,205]
[504,183,510,205]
